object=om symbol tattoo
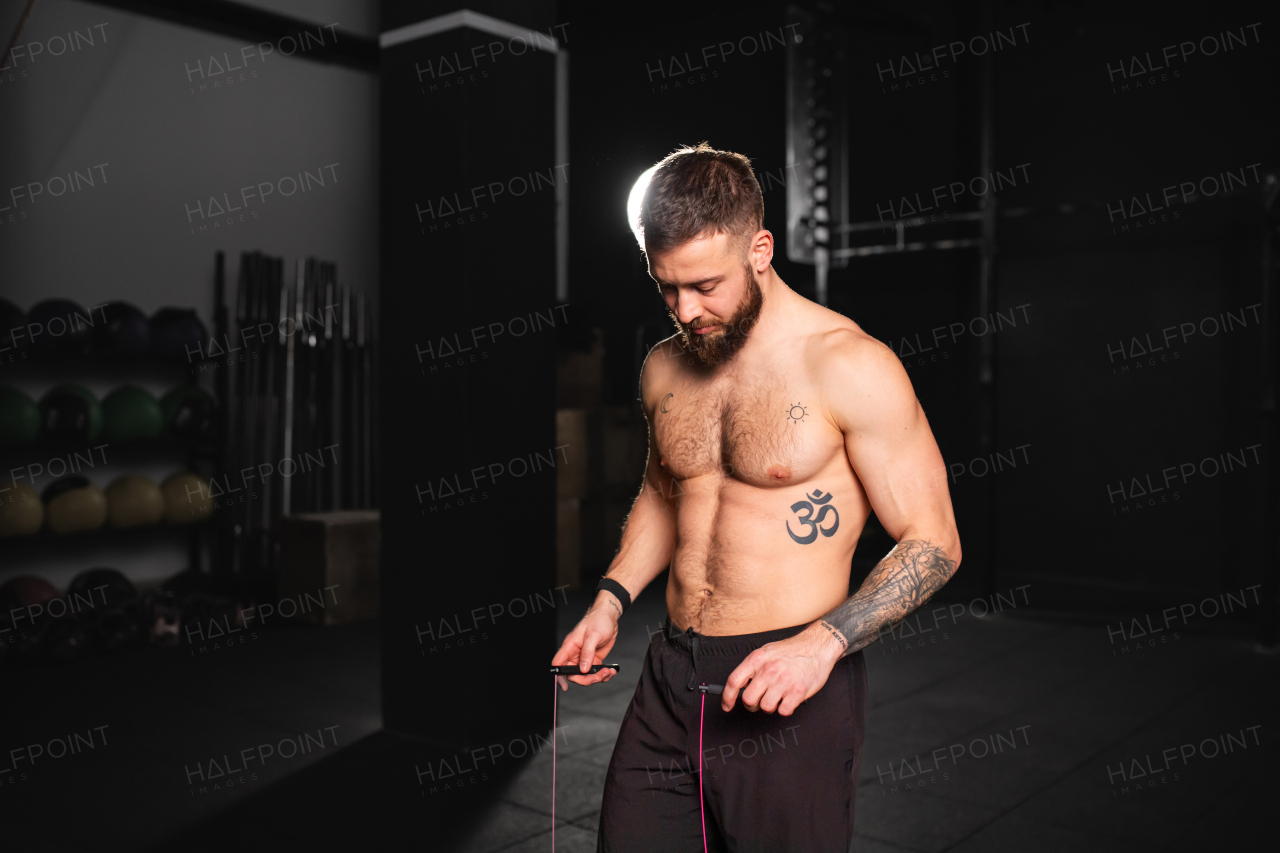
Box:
[786,489,840,544]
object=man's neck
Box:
[748,270,797,343]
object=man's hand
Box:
[721,622,845,715]
[551,592,623,691]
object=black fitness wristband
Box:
[594,578,632,613]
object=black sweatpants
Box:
[598,618,868,852]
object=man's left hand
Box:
[721,623,846,715]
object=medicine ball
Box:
[101,386,163,441]
[161,472,214,524]
[0,481,44,536]
[68,568,142,653]
[27,299,94,358]
[92,301,151,359]
[43,476,107,534]
[0,575,61,659]
[160,386,218,443]
[150,308,207,361]
[0,387,40,444]
[0,574,59,612]
[105,474,165,528]
[67,567,137,610]
[39,385,102,442]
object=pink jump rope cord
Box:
[552,675,558,852]
[552,671,702,852]
[699,691,708,853]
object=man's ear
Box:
[750,229,774,271]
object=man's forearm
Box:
[816,538,958,657]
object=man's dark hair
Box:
[639,142,764,257]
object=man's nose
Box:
[674,293,702,325]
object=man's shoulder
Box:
[642,333,685,376]
[799,310,913,428]
[803,311,899,384]
[639,333,685,400]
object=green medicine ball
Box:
[0,387,40,444]
[102,385,164,441]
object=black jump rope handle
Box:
[698,684,724,695]
[550,664,622,675]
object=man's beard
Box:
[672,268,763,367]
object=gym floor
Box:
[456,591,1278,853]
[12,585,1265,852]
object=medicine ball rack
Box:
[0,307,220,584]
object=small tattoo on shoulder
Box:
[661,393,673,413]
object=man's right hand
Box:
[551,592,622,691]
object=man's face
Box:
[649,230,763,367]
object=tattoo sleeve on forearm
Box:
[818,539,956,657]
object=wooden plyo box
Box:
[277,510,380,625]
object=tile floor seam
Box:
[480,800,571,853]
[849,829,940,852]
[498,792,600,825]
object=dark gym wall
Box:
[997,221,1268,610]
[379,0,561,746]
[987,1,1276,610]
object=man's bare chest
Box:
[654,378,841,488]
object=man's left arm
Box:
[722,333,961,714]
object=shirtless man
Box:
[551,143,962,852]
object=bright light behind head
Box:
[627,165,659,251]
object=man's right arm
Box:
[551,350,678,687]
[593,414,678,614]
